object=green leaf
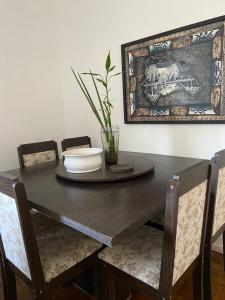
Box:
[82,72,100,76]
[105,51,111,71]
[89,69,108,127]
[71,50,119,131]
[109,65,116,72]
[71,68,105,129]
[96,78,107,87]
[112,72,121,76]
[96,78,104,83]
[109,72,121,80]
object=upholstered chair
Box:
[17,140,59,168]
[147,213,164,230]
[204,149,225,300]
[0,245,7,300]
[98,161,210,300]
[17,140,60,234]
[61,136,92,152]
[0,172,102,299]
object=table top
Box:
[7,151,205,247]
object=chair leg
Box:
[158,291,174,300]
[1,261,17,300]
[193,263,202,300]
[203,247,212,300]
[98,262,130,300]
[0,235,17,300]
[113,275,130,300]
[94,261,104,300]
[34,293,50,300]
[94,261,112,300]
[0,255,7,300]
[223,231,225,272]
[103,263,114,300]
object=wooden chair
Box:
[0,172,102,299]
[98,161,210,300]
[61,136,92,152]
[146,213,164,231]
[17,140,60,233]
[0,243,8,300]
[203,149,225,300]
[17,140,59,168]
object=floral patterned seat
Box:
[98,226,163,289]
[36,223,102,282]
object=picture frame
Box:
[121,15,225,124]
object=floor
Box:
[0,252,225,300]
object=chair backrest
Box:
[17,140,59,168]
[61,136,92,152]
[0,172,44,286]
[159,160,210,295]
[206,149,225,243]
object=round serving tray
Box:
[55,154,154,183]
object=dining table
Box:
[6,151,205,247]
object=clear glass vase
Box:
[101,126,119,165]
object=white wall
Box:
[0,0,65,171]
[52,0,225,252]
[53,0,225,160]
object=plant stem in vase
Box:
[71,51,121,166]
[101,126,119,165]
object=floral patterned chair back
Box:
[61,136,92,152]
[212,161,225,236]
[172,179,208,285]
[0,173,31,279]
[159,161,210,292]
[202,150,225,300]
[17,140,59,168]
[22,151,56,167]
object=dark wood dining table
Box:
[6,151,204,247]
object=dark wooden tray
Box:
[55,154,154,183]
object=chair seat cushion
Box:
[98,226,163,289]
[36,224,102,282]
[31,210,59,234]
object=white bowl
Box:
[62,148,103,173]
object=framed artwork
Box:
[121,15,225,123]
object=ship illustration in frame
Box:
[122,15,225,123]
